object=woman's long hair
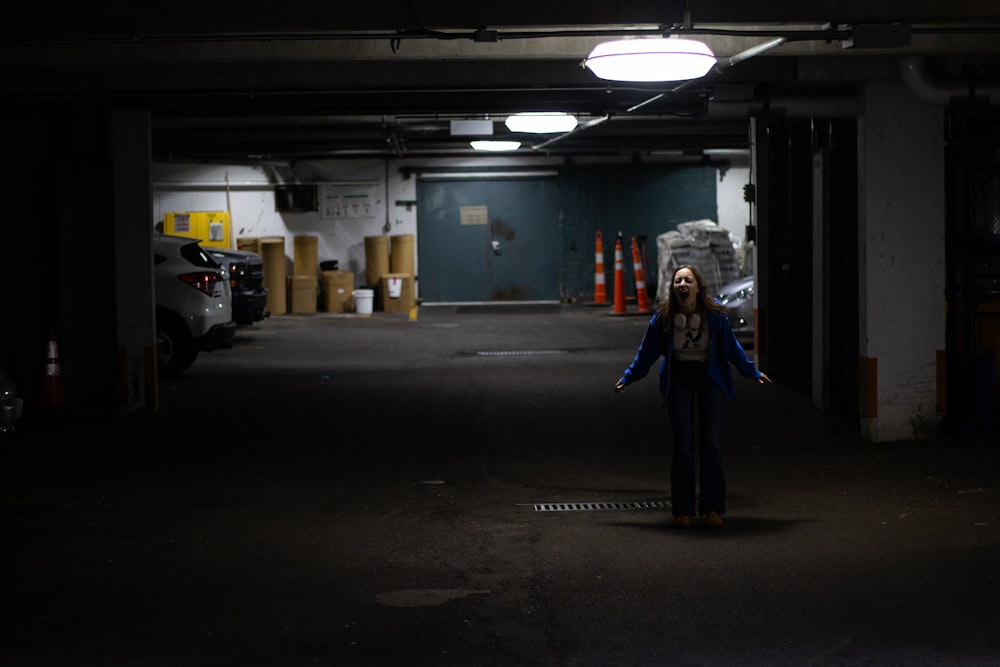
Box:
[656,264,726,332]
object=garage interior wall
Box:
[151,159,751,304]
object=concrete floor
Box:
[3,304,999,666]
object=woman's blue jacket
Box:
[618,307,761,401]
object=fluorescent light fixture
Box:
[505,112,578,134]
[470,140,521,152]
[703,148,751,157]
[583,37,717,82]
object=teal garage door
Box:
[417,177,562,303]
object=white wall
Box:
[716,165,752,275]
[153,160,409,285]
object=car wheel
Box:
[156,311,199,378]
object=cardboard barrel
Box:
[364,235,390,286]
[389,234,414,276]
[260,237,287,315]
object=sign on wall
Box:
[460,205,489,225]
[319,182,382,220]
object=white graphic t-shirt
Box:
[672,312,708,361]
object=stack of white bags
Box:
[654,219,744,303]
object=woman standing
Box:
[614,264,771,528]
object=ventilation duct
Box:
[708,92,858,119]
[900,57,1000,105]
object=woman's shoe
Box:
[704,511,723,527]
[672,515,691,528]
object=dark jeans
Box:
[666,360,726,517]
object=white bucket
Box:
[353,289,374,315]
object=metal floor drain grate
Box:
[529,500,670,512]
[475,349,570,356]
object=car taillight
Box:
[178,271,225,297]
[225,262,245,289]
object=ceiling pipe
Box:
[708,91,858,118]
[530,114,610,151]
[723,37,788,69]
[627,37,788,113]
[899,56,1000,105]
[17,23,1000,48]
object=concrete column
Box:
[112,110,157,413]
[857,81,946,441]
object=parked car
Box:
[716,275,754,342]
[154,232,236,377]
[207,247,270,325]
[0,364,23,439]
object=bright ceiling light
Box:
[470,140,522,152]
[505,112,579,134]
[583,37,717,82]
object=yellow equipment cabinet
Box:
[163,211,232,249]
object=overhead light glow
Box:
[583,37,717,82]
[505,112,579,134]
[470,140,522,152]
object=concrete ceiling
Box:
[2,1,998,164]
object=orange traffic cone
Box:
[592,231,607,305]
[41,329,65,408]
[611,237,627,315]
[630,237,652,314]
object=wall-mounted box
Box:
[164,211,232,249]
[275,185,318,213]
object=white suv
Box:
[153,232,236,377]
